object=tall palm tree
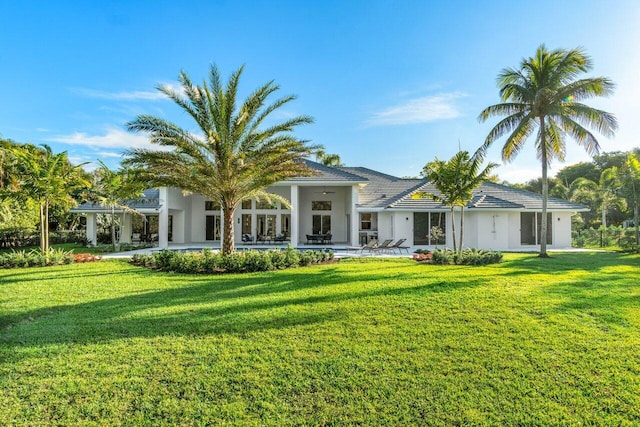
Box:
[619,153,640,245]
[420,151,497,257]
[10,144,90,252]
[91,161,146,252]
[125,64,317,254]
[571,167,622,229]
[478,45,617,257]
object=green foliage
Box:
[431,248,503,265]
[0,248,74,268]
[124,64,318,254]
[2,254,639,424]
[131,248,333,274]
[478,45,617,257]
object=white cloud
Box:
[48,127,156,150]
[96,151,123,158]
[70,83,184,101]
[368,92,468,126]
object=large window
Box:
[241,200,252,210]
[520,212,552,245]
[360,213,372,230]
[257,214,276,237]
[205,201,220,211]
[281,214,291,237]
[413,212,446,245]
[312,201,331,211]
[312,215,331,234]
[256,200,277,209]
[242,214,252,235]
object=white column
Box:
[350,185,359,246]
[120,213,132,243]
[290,185,299,247]
[158,188,169,248]
[86,213,97,246]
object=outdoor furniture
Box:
[257,235,272,244]
[274,234,288,243]
[242,234,254,244]
[306,234,331,244]
[387,238,408,254]
[371,239,394,254]
[359,238,379,254]
[131,233,141,243]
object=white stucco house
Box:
[72,160,587,251]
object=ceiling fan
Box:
[314,187,336,195]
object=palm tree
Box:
[478,45,617,257]
[315,149,343,166]
[571,167,622,229]
[124,64,317,254]
[91,161,146,252]
[10,144,90,252]
[618,153,640,245]
[420,151,497,257]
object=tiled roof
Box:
[283,160,368,183]
[71,188,161,212]
[389,181,588,211]
[338,167,425,209]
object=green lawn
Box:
[1,253,639,425]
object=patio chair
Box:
[242,234,254,244]
[274,234,287,243]
[371,239,394,254]
[387,238,408,254]
[360,238,380,254]
[322,233,332,244]
[131,233,141,243]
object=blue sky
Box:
[1,1,638,182]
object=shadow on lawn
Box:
[499,251,640,275]
[0,262,481,352]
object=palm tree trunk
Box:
[39,201,45,253]
[634,196,639,246]
[539,118,549,258]
[111,206,117,252]
[459,206,464,258]
[45,200,50,253]
[222,206,236,255]
[450,207,457,252]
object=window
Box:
[312,201,331,211]
[413,212,446,245]
[205,201,220,211]
[281,214,291,237]
[520,212,552,245]
[312,215,331,234]
[257,214,276,237]
[241,200,252,210]
[242,214,252,235]
[256,200,277,209]
[360,213,372,230]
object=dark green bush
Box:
[130,247,334,274]
[430,248,502,266]
[0,248,74,269]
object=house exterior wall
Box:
[298,186,348,243]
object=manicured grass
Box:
[1,253,639,425]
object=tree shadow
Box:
[1,262,490,357]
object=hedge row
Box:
[0,249,75,268]
[430,248,503,266]
[131,247,334,274]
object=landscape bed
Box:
[1,252,639,425]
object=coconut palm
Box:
[315,149,343,166]
[571,167,623,229]
[91,161,146,252]
[478,45,617,257]
[10,144,90,252]
[618,153,640,245]
[420,150,497,257]
[124,64,316,254]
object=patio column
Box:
[290,185,299,247]
[86,213,97,246]
[158,188,169,248]
[120,212,132,243]
[350,185,359,246]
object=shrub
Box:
[0,248,75,269]
[429,248,502,266]
[131,248,334,274]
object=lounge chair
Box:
[371,239,394,254]
[387,238,408,254]
[360,238,382,254]
[242,234,254,244]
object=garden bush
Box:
[430,248,502,266]
[0,248,75,269]
[131,247,334,274]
